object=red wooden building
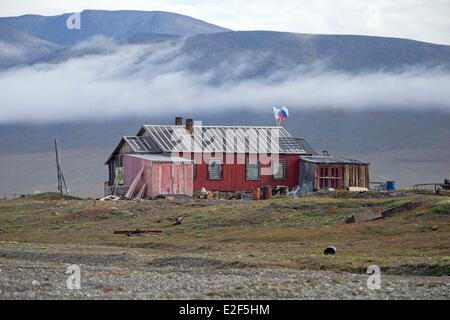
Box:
[105,117,369,198]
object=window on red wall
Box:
[193,164,198,180]
[272,159,286,180]
[208,160,223,180]
[319,167,324,189]
[246,160,260,180]
[334,168,339,188]
[331,168,335,188]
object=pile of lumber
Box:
[114,229,162,236]
[124,167,145,199]
[100,195,121,201]
[206,192,220,200]
[346,201,416,224]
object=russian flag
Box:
[273,106,289,122]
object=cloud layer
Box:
[1,39,450,123]
[0,41,24,59]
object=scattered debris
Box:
[289,185,301,197]
[432,225,439,231]
[226,192,244,200]
[31,280,41,286]
[207,192,220,200]
[100,195,121,201]
[135,183,147,199]
[173,216,183,226]
[200,187,208,198]
[198,188,220,200]
[348,187,368,192]
[114,229,162,236]
[346,211,382,223]
[323,246,337,255]
[272,186,289,196]
[124,167,144,199]
[261,185,273,200]
[381,201,417,218]
[346,201,417,223]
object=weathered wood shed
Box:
[299,155,370,192]
[123,154,193,198]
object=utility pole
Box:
[54,139,69,195]
[55,139,62,194]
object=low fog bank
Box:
[1,38,450,124]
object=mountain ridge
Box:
[1,10,450,73]
[0,9,229,46]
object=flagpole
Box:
[273,107,279,126]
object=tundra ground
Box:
[0,192,449,299]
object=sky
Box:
[0,0,450,45]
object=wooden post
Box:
[54,139,62,194]
[54,139,69,194]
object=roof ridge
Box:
[143,124,284,128]
[142,125,306,154]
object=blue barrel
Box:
[386,181,396,191]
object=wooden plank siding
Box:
[190,153,300,192]
[123,155,193,198]
[304,163,369,191]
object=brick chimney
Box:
[186,119,194,134]
[175,116,183,126]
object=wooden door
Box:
[159,165,173,194]
[173,164,185,194]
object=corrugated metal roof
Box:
[128,154,193,163]
[124,136,153,153]
[105,136,157,164]
[142,125,305,154]
[301,155,369,165]
[294,138,317,155]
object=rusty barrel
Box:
[262,185,272,200]
[252,187,261,201]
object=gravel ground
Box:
[0,244,449,300]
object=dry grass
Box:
[0,192,449,275]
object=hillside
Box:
[0,10,229,46]
[180,31,450,75]
[0,26,61,68]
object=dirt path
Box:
[0,243,449,300]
